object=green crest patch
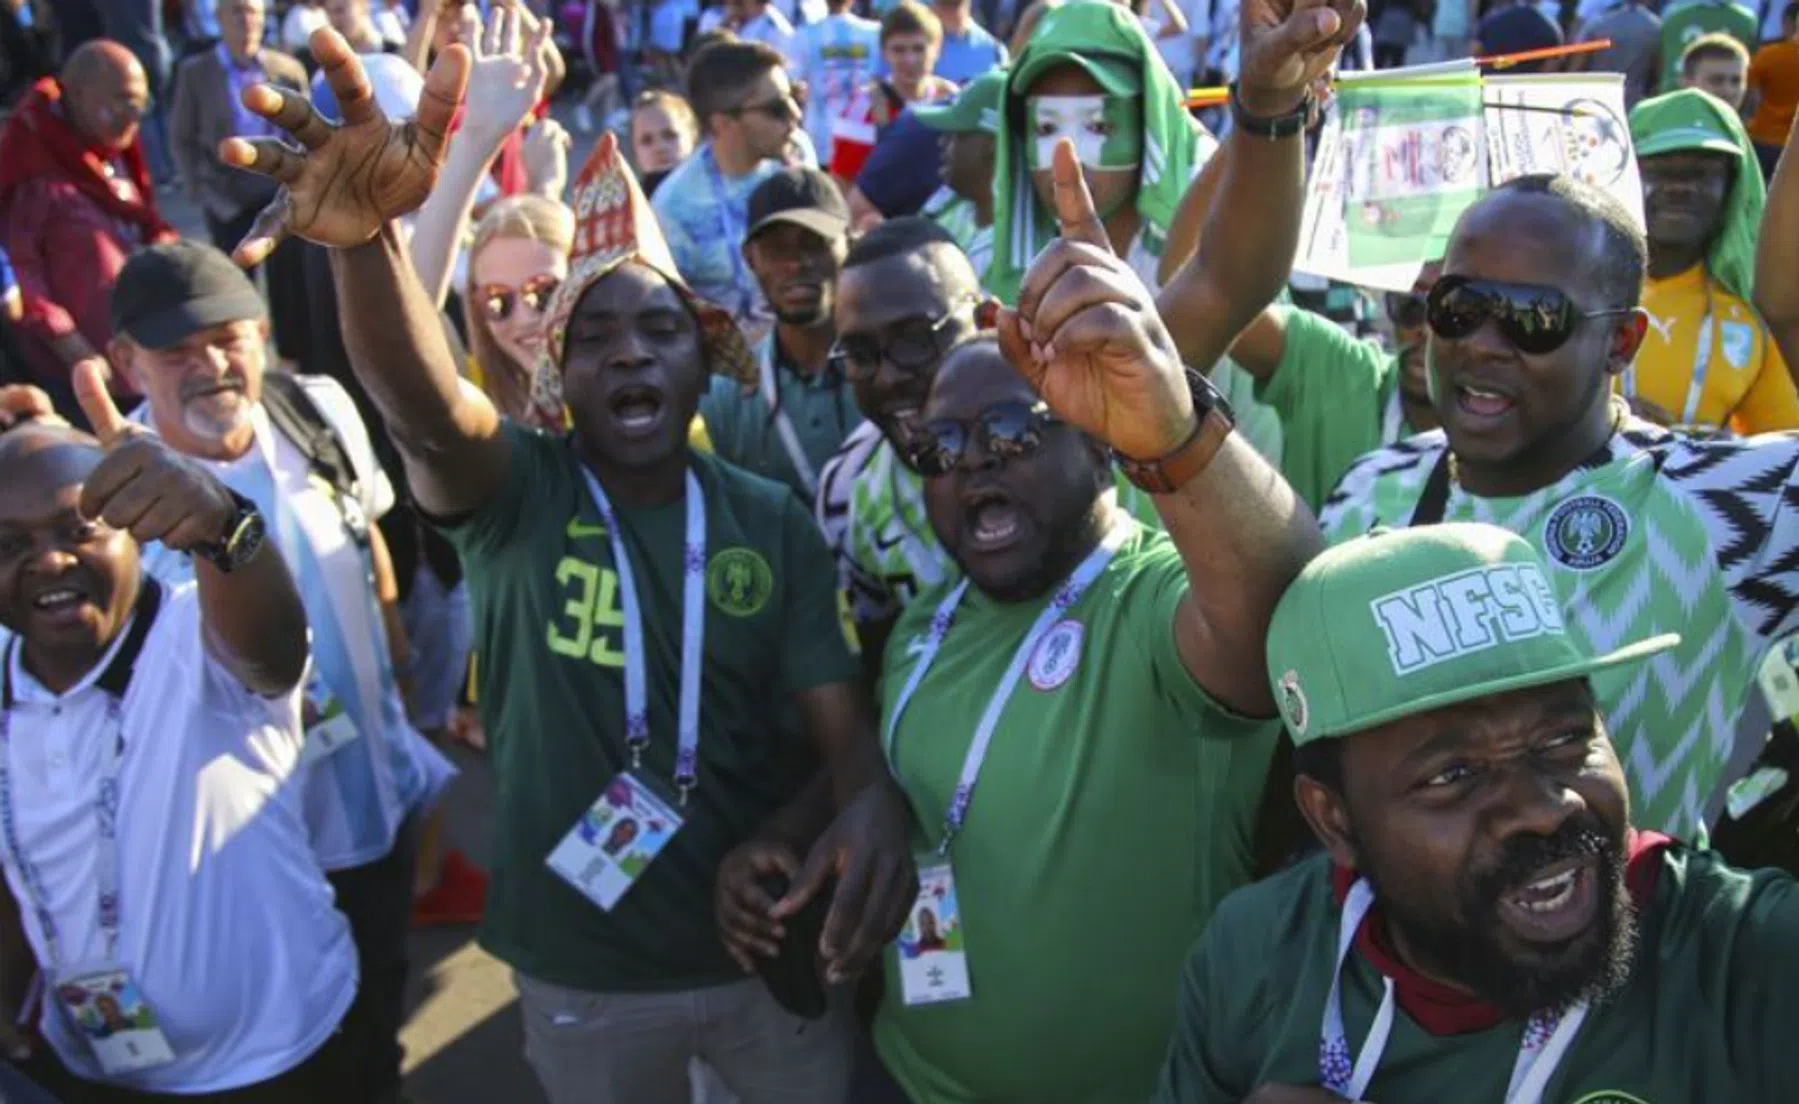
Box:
[708,548,773,617]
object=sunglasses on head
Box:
[1425,275,1633,356]
[829,308,967,381]
[908,399,1064,477]
[477,274,561,323]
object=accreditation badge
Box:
[896,860,972,1006]
[545,772,684,912]
[55,968,175,1076]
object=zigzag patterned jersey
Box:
[1321,415,1799,837]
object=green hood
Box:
[987,2,1209,303]
[1628,88,1765,301]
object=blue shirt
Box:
[933,23,1007,83]
[652,144,785,330]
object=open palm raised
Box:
[219,27,472,267]
[995,141,1195,464]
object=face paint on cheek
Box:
[1026,94,1142,172]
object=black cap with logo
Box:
[745,168,851,244]
[110,240,267,351]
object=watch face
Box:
[217,504,266,573]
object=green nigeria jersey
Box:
[874,519,1281,1103]
[815,421,1163,625]
[1156,845,1799,1103]
[1659,0,1760,90]
[440,424,859,992]
[1255,305,1409,510]
[1319,416,1799,838]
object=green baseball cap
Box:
[915,69,1008,135]
[1266,524,1679,744]
[1630,88,1745,159]
[1010,48,1141,99]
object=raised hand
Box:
[1238,0,1365,116]
[71,361,237,552]
[461,4,554,147]
[219,26,472,266]
[0,383,61,432]
[996,141,1196,463]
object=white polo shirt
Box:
[0,580,357,1093]
[135,376,454,870]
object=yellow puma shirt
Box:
[1625,265,1799,433]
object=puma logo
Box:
[1643,311,1677,345]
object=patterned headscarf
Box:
[526,134,758,429]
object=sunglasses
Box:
[477,274,561,323]
[1425,275,1633,356]
[908,400,1064,477]
[734,96,800,124]
[1384,291,1427,329]
[829,309,966,381]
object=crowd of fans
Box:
[0,0,1797,1099]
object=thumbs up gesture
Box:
[72,362,238,552]
[995,141,1195,463]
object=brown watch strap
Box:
[1117,408,1233,494]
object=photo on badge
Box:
[545,772,684,911]
[897,863,972,1006]
[56,970,175,1074]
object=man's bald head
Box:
[0,424,104,495]
[60,40,149,151]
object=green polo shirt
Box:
[439,423,860,992]
[1156,846,1799,1102]
[699,333,864,502]
[872,519,1281,1103]
[1253,306,1412,511]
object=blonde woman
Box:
[465,195,574,421]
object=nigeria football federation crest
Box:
[1544,495,1630,571]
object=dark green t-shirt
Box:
[441,424,860,992]
[1254,306,1407,511]
[1156,846,1799,1103]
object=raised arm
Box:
[72,363,308,696]
[1756,116,1799,375]
[1154,0,1355,376]
[220,28,509,518]
[999,139,1328,717]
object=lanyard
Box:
[883,521,1129,854]
[578,465,707,803]
[757,334,820,496]
[702,145,754,319]
[1320,878,1589,1104]
[1623,279,1717,428]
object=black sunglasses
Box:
[734,96,799,124]
[1425,275,1633,356]
[1384,291,1427,329]
[908,400,1064,477]
[829,309,967,381]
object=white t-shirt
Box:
[739,7,798,60]
[796,13,882,155]
[134,377,452,870]
[0,583,357,1093]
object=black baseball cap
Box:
[746,168,851,244]
[110,240,267,351]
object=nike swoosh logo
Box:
[874,525,909,552]
[567,518,608,540]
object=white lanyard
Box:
[757,335,820,496]
[1320,878,1589,1103]
[1624,279,1717,427]
[579,465,708,804]
[882,521,1129,854]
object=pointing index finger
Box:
[1051,138,1112,254]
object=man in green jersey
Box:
[1156,523,1799,1103]
[698,167,863,502]
[1300,170,1799,843]
[222,33,913,1102]
[858,0,1361,1088]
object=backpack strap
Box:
[260,373,372,547]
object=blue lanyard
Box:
[579,465,708,803]
[701,145,755,317]
[883,521,1129,854]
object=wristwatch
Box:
[194,490,267,574]
[1230,82,1312,140]
[1114,371,1236,494]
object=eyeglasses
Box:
[830,308,968,381]
[477,274,561,323]
[1384,291,1427,329]
[1425,275,1633,356]
[907,400,1064,477]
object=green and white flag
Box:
[1337,67,1485,269]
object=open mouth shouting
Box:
[961,484,1026,554]
[608,384,669,441]
[1496,854,1600,945]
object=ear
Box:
[1603,309,1649,377]
[1294,775,1359,871]
[106,337,141,395]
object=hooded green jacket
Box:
[1629,88,1766,301]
